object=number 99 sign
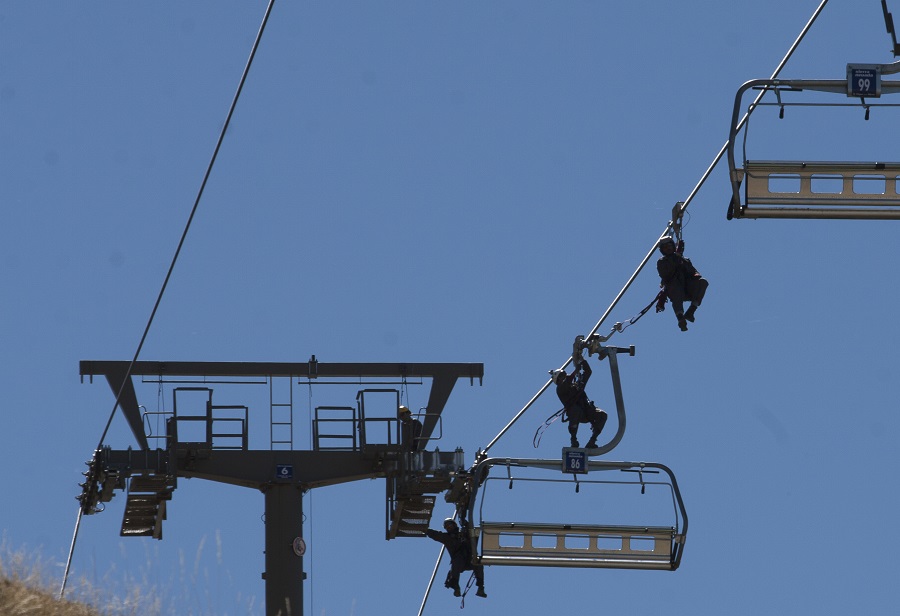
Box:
[848,65,880,98]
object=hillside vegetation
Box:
[0,544,149,616]
[0,577,99,616]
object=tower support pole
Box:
[264,483,304,616]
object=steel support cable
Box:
[59,0,277,600]
[420,5,832,609]
[417,545,446,616]
[478,0,830,460]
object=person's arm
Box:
[579,359,592,386]
[425,529,445,544]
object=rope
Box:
[595,291,664,342]
[532,408,565,448]
[59,0,278,600]
[478,0,831,460]
[459,573,476,609]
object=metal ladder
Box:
[269,376,293,449]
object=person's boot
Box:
[476,587,487,598]
[677,315,688,331]
[570,437,579,448]
[586,437,598,449]
[684,305,696,322]
[452,586,461,597]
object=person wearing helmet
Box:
[551,348,608,449]
[397,405,424,451]
[656,236,708,332]
[425,517,487,598]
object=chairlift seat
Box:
[477,521,681,570]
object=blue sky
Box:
[3,1,899,614]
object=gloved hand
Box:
[655,293,666,313]
[572,335,585,365]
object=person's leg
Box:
[586,410,608,448]
[672,299,687,330]
[568,420,580,448]
[474,565,487,597]
[686,278,708,322]
[684,303,697,321]
[447,565,462,596]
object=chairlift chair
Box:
[727,73,900,220]
[464,457,688,572]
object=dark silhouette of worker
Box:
[550,350,608,449]
[425,517,486,598]
[398,405,424,450]
[656,236,708,331]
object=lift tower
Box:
[76,358,484,616]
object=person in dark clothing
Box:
[425,518,486,598]
[656,235,709,332]
[398,405,424,450]
[550,350,608,449]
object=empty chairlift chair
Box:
[726,72,900,220]
[465,457,688,572]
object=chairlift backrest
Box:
[478,521,678,570]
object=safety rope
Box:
[59,0,278,600]
[459,573,476,609]
[606,291,665,340]
[533,408,565,448]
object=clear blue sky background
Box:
[2,1,899,614]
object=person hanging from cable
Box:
[655,235,709,332]
[549,341,608,449]
[425,517,487,599]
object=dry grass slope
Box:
[0,577,99,616]
[0,534,256,615]
[0,541,151,616]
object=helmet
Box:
[549,369,566,384]
[443,518,458,531]
[398,405,411,418]
[659,236,676,247]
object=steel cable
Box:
[419,4,832,611]
[59,0,277,599]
